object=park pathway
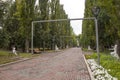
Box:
[0,48,90,80]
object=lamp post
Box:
[92,6,100,65]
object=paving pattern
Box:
[0,48,91,80]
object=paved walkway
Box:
[0,48,90,80]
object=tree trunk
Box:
[117,40,120,58]
[25,39,29,53]
[50,41,52,50]
[43,41,45,52]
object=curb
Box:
[82,53,94,80]
[0,57,32,67]
[0,51,61,67]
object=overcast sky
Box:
[60,0,85,35]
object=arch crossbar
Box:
[31,17,99,65]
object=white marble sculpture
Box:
[110,44,119,59]
[88,45,92,50]
[55,45,59,51]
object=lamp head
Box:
[92,6,100,18]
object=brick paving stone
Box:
[0,48,91,80]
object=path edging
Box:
[0,51,61,67]
[0,58,32,67]
[82,53,94,80]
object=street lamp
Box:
[92,6,100,18]
[92,6,100,65]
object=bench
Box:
[33,48,41,53]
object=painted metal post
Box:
[31,22,34,54]
[31,18,95,53]
[95,18,100,65]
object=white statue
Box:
[66,45,68,48]
[88,45,92,50]
[55,45,59,51]
[110,44,119,59]
[12,46,18,56]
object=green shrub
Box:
[85,53,97,59]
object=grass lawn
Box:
[85,52,120,80]
[0,50,40,65]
